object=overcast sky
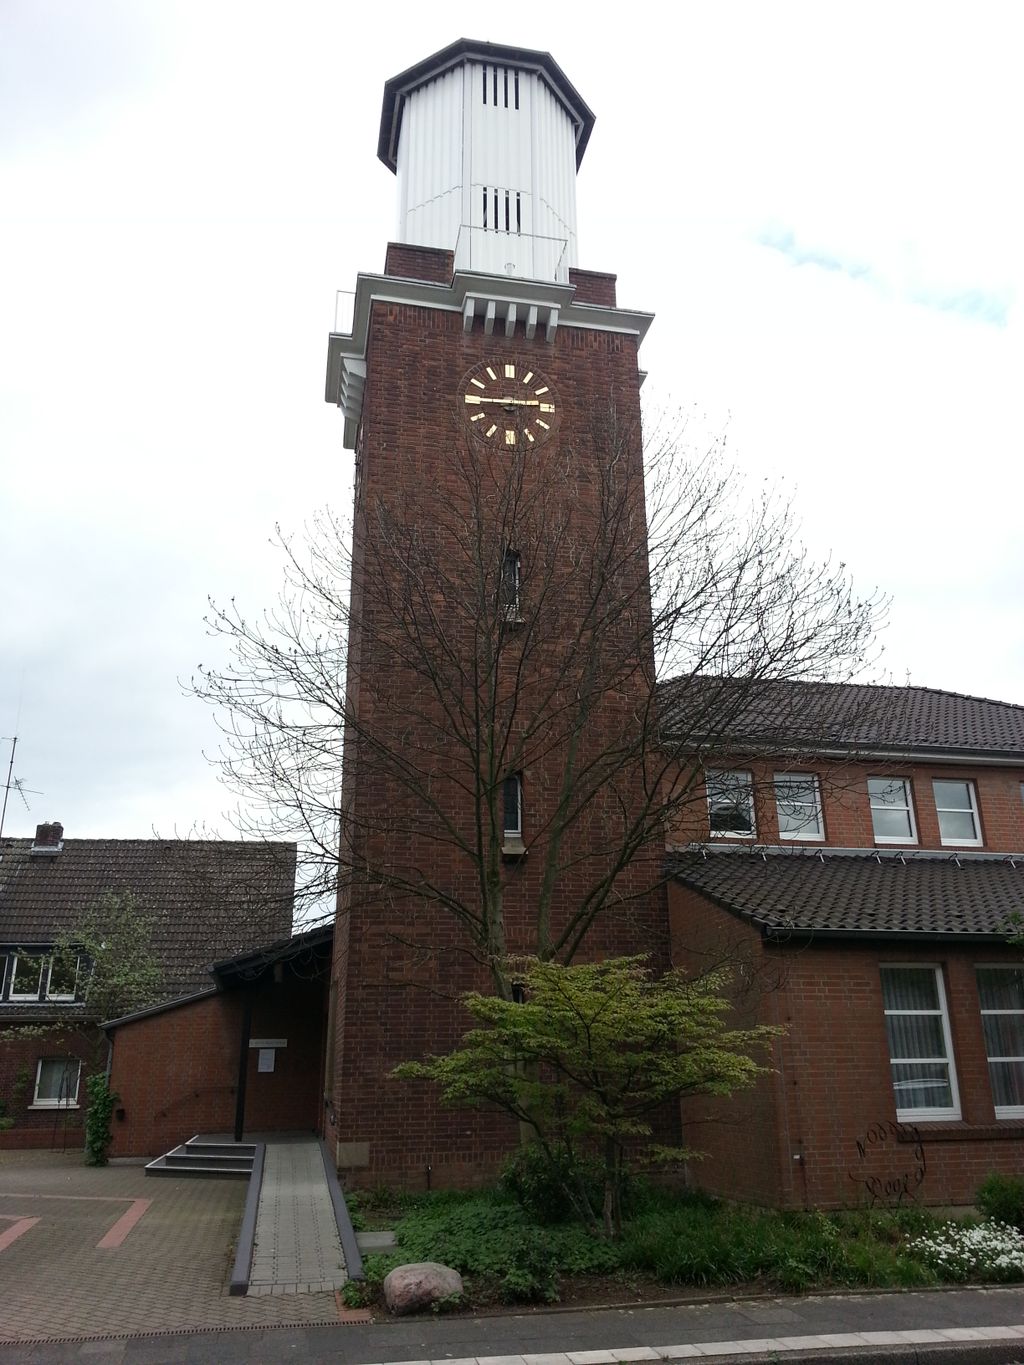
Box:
[1,1,1020,841]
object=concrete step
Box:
[144,1155,251,1179]
[184,1139,258,1157]
[163,1148,253,1171]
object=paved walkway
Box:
[0,1152,339,1340]
[6,1286,1024,1362]
[247,1139,348,1295]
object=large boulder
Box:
[383,1261,464,1315]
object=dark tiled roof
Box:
[0,838,295,1016]
[657,676,1024,757]
[670,846,1024,940]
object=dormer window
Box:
[46,954,80,1001]
[9,954,46,1000]
[2,952,81,1003]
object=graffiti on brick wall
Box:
[848,1120,926,1206]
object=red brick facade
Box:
[671,757,1024,853]
[671,880,1024,1209]
[328,257,671,1186]
[668,746,1024,1210]
[0,1029,91,1151]
[108,974,327,1158]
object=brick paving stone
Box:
[0,1152,339,1340]
[247,1140,347,1293]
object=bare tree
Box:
[193,407,885,997]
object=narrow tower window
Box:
[500,548,521,620]
[503,774,523,840]
[514,70,520,110]
[482,64,487,105]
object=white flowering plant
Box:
[907,1220,1024,1283]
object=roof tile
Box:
[0,838,295,1013]
[670,846,1024,939]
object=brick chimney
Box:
[30,822,64,856]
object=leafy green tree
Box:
[395,955,779,1237]
[50,890,164,1058]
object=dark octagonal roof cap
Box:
[378,38,596,174]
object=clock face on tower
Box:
[460,360,558,449]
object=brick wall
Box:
[568,269,617,307]
[330,295,670,1186]
[383,242,455,284]
[669,881,1024,1209]
[670,756,1024,852]
[109,975,327,1158]
[0,1028,93,1151]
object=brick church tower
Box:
[324,39,669,1184]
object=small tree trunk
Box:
[602,1136,617,1239]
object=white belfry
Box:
[378,41,594,282]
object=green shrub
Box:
[500,1144,605,1224]
[977,1173,1024,1230]
[340,1279,374,1308]
[83,1074,118,1166]
[390,1189,619,1303]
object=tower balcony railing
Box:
[454,224,569,285]
[334,289,356,334]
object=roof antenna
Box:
[0,737,42,849]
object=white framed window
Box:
[9,954,45,1001]
[976,967,1024,1118]
[868,777,918,844]
[933,779,982,846]
[45,955,80,1002]
[880,965,960,1121]
[773,773,824,841]
[33,1057,81,1108]
[705,769,756,838]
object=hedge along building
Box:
[323,39,675,1185]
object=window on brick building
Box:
[880,965,960,1120]
[705,769,756,838]
[502,773,524,854]
[773,774,824,840]
[933,780,982,846]
[976,967,1024,1118]
[868,777,917,844]
[33,1057,81,1108]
